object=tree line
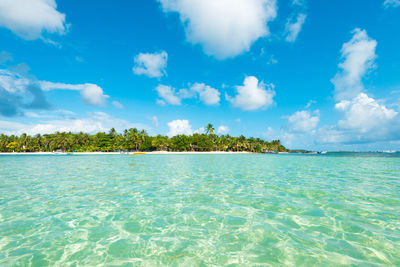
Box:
[0,124,287,153]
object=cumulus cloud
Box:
[287,110,319,133]
[335,93,397,133]
[0,0,67,40]
[159,0,277,59]
[155,84,181,105]
[384,0,400,8]
[133,51,168,78]
[263,125,318,150]
[190,83,220,105]
[319,28,400,146]
[0,69,51,117]
[284,13,307,42]
[217,125,229,135]
[167,119,193,136]
[40,81,109,106]
[331,28,377,101]
[0,112,149,135]
[156,82,221,106]
[226,76,275,111]
[0,67,109,117]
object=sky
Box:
[0,0,400,151]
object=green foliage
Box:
[0,125,287,153]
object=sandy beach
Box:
[0,151,251,155]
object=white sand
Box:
[0,151,251,155]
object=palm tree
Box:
[127,128,139,151]
[33,134,42,151]
[205,123,215,135]
[55,132,68,152]
[109,128,117,138]
[0,129,287,153]
[138,129,147,150]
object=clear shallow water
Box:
[0,154,399,266]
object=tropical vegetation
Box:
[0,124,287,153]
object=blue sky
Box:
[1,0,400,150]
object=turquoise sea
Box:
[0,154,399,266]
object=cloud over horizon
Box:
[320,29,400,145]
[0,112,149,136]
[167,119,193,136]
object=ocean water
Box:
[0,154,399,266]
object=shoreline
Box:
[0,151,253,155]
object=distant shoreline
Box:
[1,151,397,155]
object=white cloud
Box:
[155,84,181,105]
[155,82,221,106]
[384,0,400,8]
[159,0,277,59]
[24,109,76,119]
[0,0,67,40]
[25,111,46,118]
[0,120,27,135]
[335,93,397,133]
[112,101,124,109]
[156,99,166,106]
[226,76,275,111]
[331,28,377,101]
[263,126,317,150]
[287,110,319,133]
[217,125,229,135]
[0,69,50,116]
[291,0,306,6]
[284,13,307,42]
[167,119,193,136]
[193,126,205,134]
[133,51,168,78]
[0,69,30,94]
[317,115,400,145]
[40,81,109,106]
[0,68,108,117]
[190,83,220,105]
[318,29,400,146]
[0,112,149,135]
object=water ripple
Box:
[0,154,399,266]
